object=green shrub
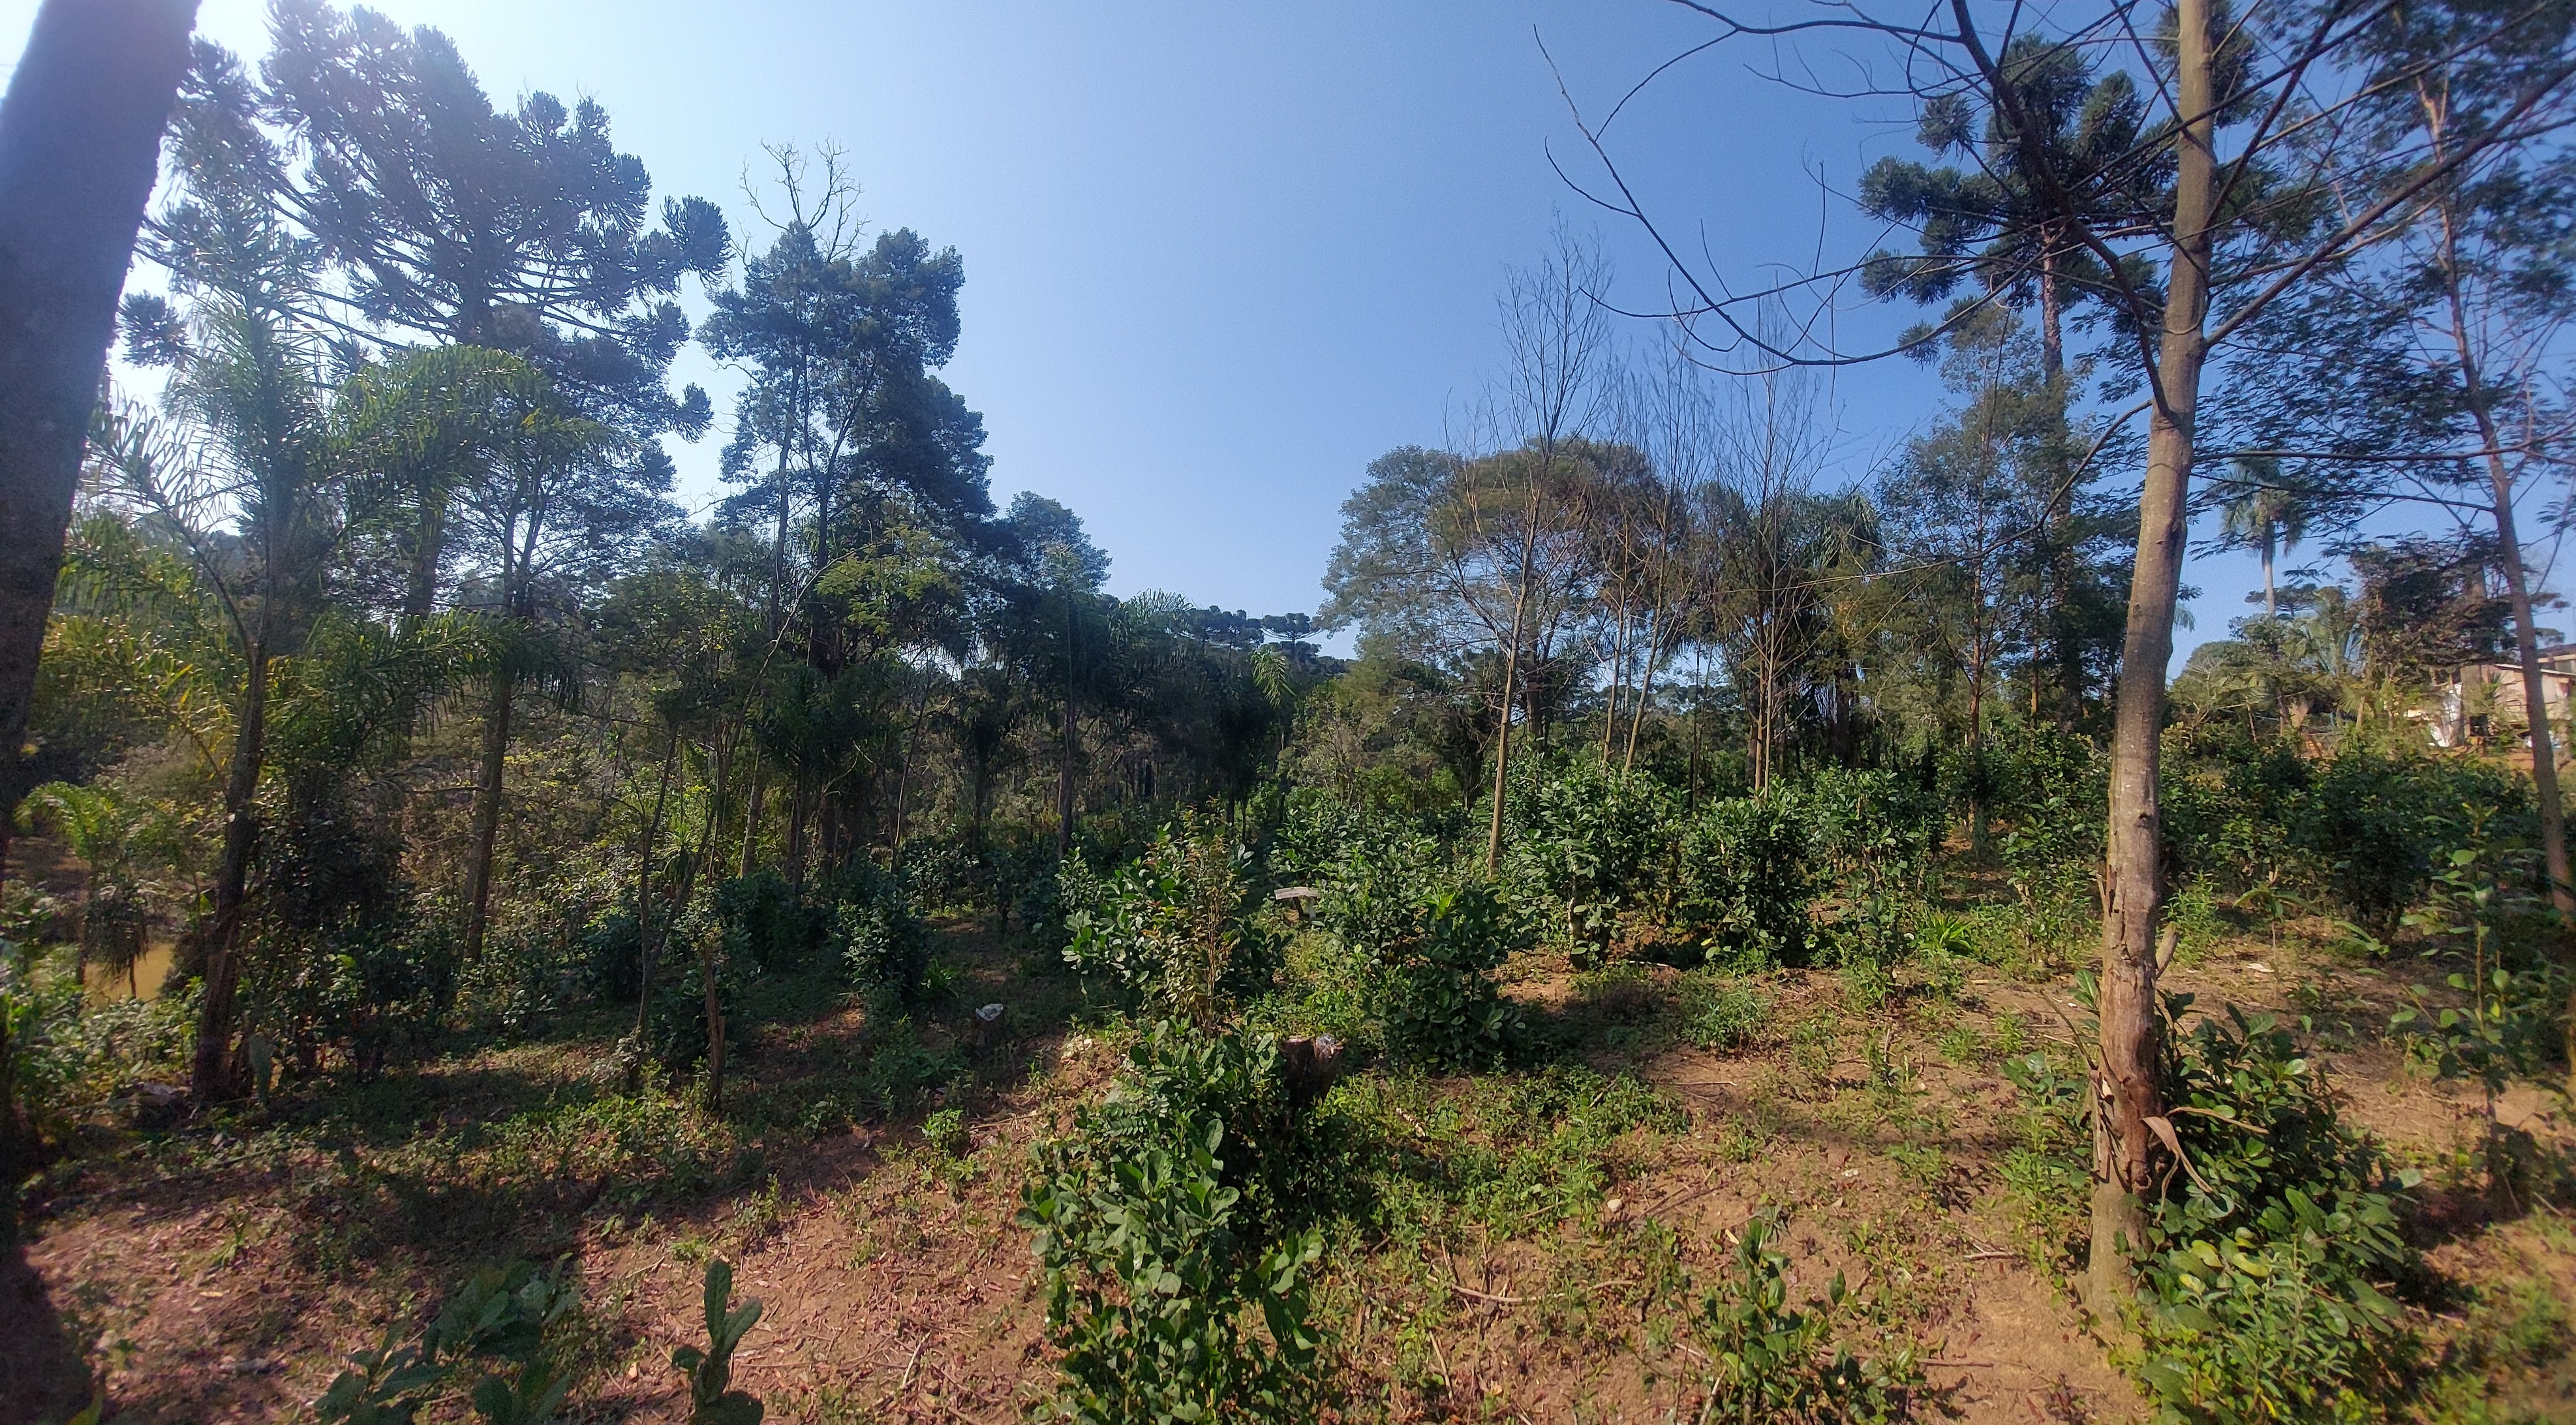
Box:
[646,908,748,1075]
[1381,881,1524,1067]
[2130,1000,2419,1424]
[2295,750,2525,936]
[1019,1023,1326,1422]
[1672,794,1811,966]
[1061,813,1262,1026]
[1994,725,2108,913]
[1505,761,1670,966]
[1692,1209,1920,1423]
[835,866,930,1011]
[713,870,828,975]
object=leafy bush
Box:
[1505,761,1670,966]
[2130,1000,2420,1424]
[713,870,829,974]
[645,908,748,1075]
[835,865,931,1011]
[1993,725,2107,913]
[1672,794,1811,967]
[1271,802,1524,1065]
[2294,749,2524,935]
[1380,881,1525,1067]
[1019,1024,1326,1422]
[2160,728,2313,902]
[1270,798,1449,958]
[891,835,979,913]
[1692,1209,1920,1423]
[1061,813,1262,1026]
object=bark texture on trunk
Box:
[191,646,267,1101]
[2090,0,2216,1310]
[0,0,198,909]
[460,663,517,962]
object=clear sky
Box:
[2,0,2303,666]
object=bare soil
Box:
[10,916,2572,1424]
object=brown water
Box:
[81,940,175,1001]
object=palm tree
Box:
[2219,458,2308,619]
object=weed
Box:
[1842,960,1894,1015]
[729,1178,788,1248]
[672,1259,765,1424]
[1717,1111,1779,1164]
[1678,971,1771,1051]
[1935,1025,1980,1065]
[1990,1011,2029,1058]
[923,1107,970,1156]
[314,1259,581,1425]
[1885,1143,1945,1189]
[1690,1210,1921,1423]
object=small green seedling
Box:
[672,1259,765,1425]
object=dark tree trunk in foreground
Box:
[0,0,196,1210]
[0,0,196,893]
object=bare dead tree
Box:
[1482,226,1616,868]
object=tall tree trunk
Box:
[0,0,197,921]
[2261,525,2277,619]
[679,747,725,1109]
[2091,0,2215,1309]
[1602,604,1629,764]
[626,728,679,1087]
[191,642,268,1101]
[1623,617,1659,772]
[1056,687,1079,859]
[403,498,445,621]
[786,778,810,890]
[2425,133,2576,1079]
[1487,557,1539,868]
[2477,423,2576,1063]
[738,761,764,880]
[460,662,517,962]
[2038,242,2064,379]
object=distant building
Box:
[2429,645,2576,748]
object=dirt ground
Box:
[10,917,2573,1424]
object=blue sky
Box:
[3,0,2305,667]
